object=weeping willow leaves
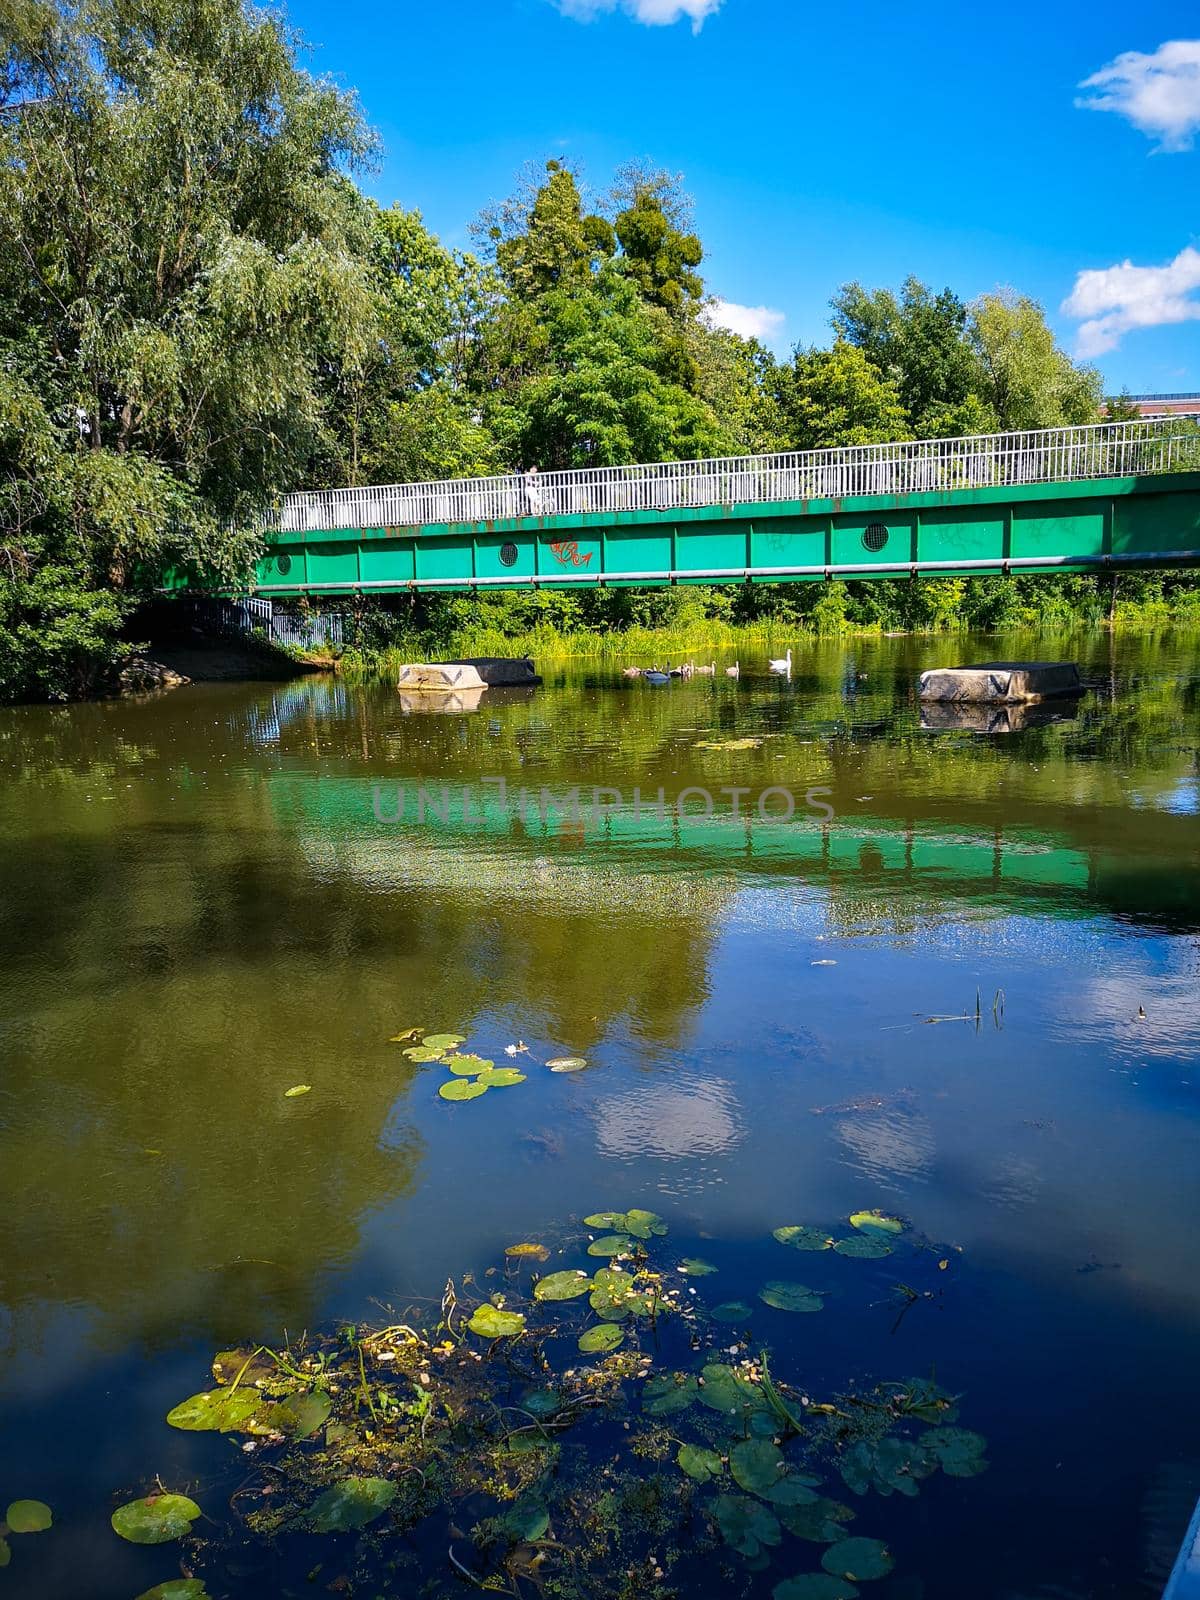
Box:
[712,1494,782,1558]
[308,1477,397,1533]
[533,1270,592,1302]
[4,1501,52,1534]
[677,1443,724,1483]
[821,1537,894,1582]
[468,1306,527,1339]
[111,1494,202,1545]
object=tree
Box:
[831,277,984,434]
[768,340,909,450]
[968,293,1102,431]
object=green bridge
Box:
[251,420,1200,597]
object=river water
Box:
[1,631,1198,1599]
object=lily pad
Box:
[479,1068,525,1087]
[778,1497,856,1543]
[275,1389,333,1440]
[423,1033,466,1052]
[679,1257,718,1275]
[533,1270,592,1302]
[468,1305,527,1338]
[821,1537,894,1582]
[759,1281,824,1313]
[623,1208,668,1239]
[677,1443,724,1483]
[446,1054,495,1076]
[505,1242,550,1262]
[773,1226,834,1252]
[730,1438,785,1496]
[589,1271,651,1319]
[283,1084,311,1098]
[5,1501,52,1534]
[711,1300,754,1323]
[309,1477,397,1533]
[211,1348,273,1387]
[643,1374,699,1415]
[166,1388,267,1434]
[388,1027,422,1043]
[774,1578,859,1600]
[583,1212,626,1229]
[0,1538,8,1568]
[587,1234,634,1257]
[839,1437,935,1498]
[923,1426,989,1477]
[439,1078,489,1102]
[848,1210,904,1238]
[833,1235,892,1259]
[547,1056,587,1072]
[111,1494,202,1545]
[712,1493,782,1559]
[698,1364,773,1427]
[765,1477,822,1508]
[888,1376,960,1424]
[403,1045,448,1063]
[135,1584,210,1600]
[578,1321,624,1353]
[500,1500,550,1542]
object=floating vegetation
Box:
[283,1083,311,1097]
[774,1212,908,1262]
[694,736,764,750]
[547,1055,588,1072]
[135,1582,209,1600]
[5,1500,52,1534]
[773,1226,834,1252]
[104,1206,982,1599]
[848,1211,904,1238]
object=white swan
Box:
[768,647,793,674]
[725,661,740,678]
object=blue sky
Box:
[286,0,1199,393]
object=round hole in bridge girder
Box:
[276,553,292,576]
[499,541,519,568]
[862,523,889,553]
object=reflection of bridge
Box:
[250,420,1200,597]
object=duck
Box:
[696,662,716,676]
[768,647,793,675]
[643,668,670,685]
[725,661,740,678]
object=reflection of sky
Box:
[834,1108,935,1192]
[1158,777,1199,815]
[593,1077,742,1164]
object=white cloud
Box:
[553,0,722,32]
[705,298,786,342]
[1077,39,1200,152]
[1062,245,1200,356]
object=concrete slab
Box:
[918,661,1083,704]
[397,663,487,692]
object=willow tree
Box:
[0,0,378,695]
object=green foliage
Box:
[969,292,1102,430]
[768,340,909,450]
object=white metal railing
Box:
[264,419,1200,535]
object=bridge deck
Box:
[250,420,1200,596]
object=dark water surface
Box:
[2,632,1199,1599]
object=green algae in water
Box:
[111,1494,202,1545]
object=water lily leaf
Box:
[887,1377,960,1423]
[712,1494,782,1558]
[166,1388,267,1434]
[135,1584,210,1600]
[587,1234,634,1257]
[505,1243,550,1262]
[699,1364,772,1425]
[446,1053,495,1076]
[833,1235,892,1259]
[284,1084,311,1097]
[778,1497,856,1542]
[759,1282,824,1313]
[840,1437,934,1498]
[501,1500,550,1542]
[821,1537,894,1581]
[388,1027,422,1044]
[480,1068,525,1087]
[275,1389,333,1440]
[309,1477,397,1533]
[848,1211,904,1238]
[424,1033,465,1052]
[623,1208,668,1239]
[643,1374,699,1415]
[766,1477,821,1508]
[730,1439,785,1496]
[774,1578,859,1600]
[583,1212,625,1229]
[6,1501,52,1533]
[403,1045,448,1062]
[578,1321,624,1353]
[468,1305,527,1338]
[547,1057,587,1072]
[211,1348,273,1387]
[0,1539,9,1568]
[923,1426,989,1477]
[677,1444,723,1483]
[533,1270,592,1302]
[439,1078,489,1102]
[711,1300,754,1323]
[679,1257,718,1275]
[773,1226,834,1252]
[589,1271,650,1319]
[111,1494,202,1545]
[520,1387,562,1417]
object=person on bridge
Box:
[523,465,545,517]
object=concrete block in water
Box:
[918,661,1082,704]
[397,663,487,692]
